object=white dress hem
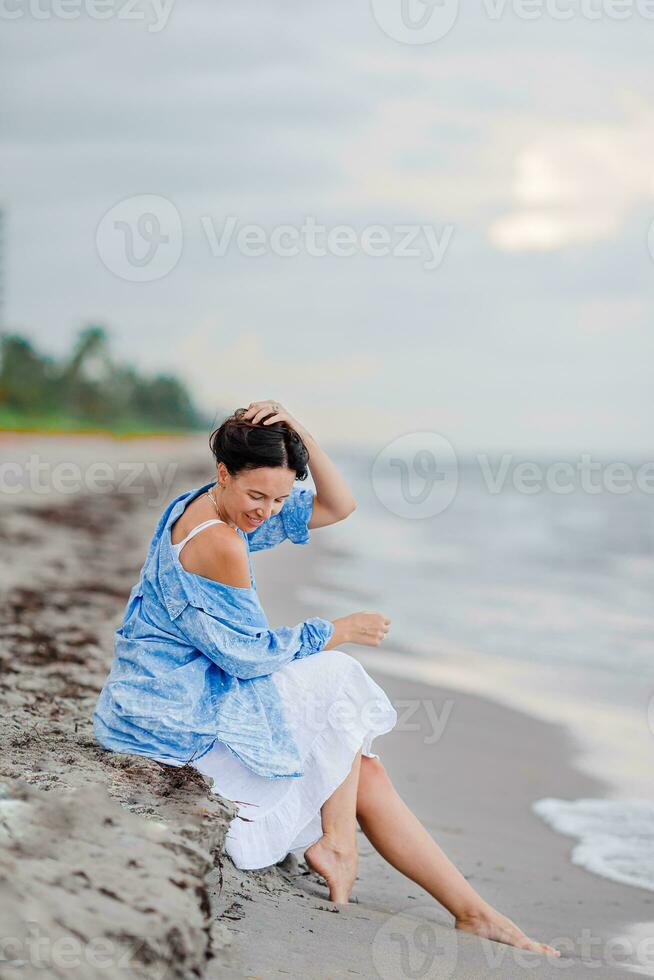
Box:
[197,652,398,870]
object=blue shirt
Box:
[92,480,335,778]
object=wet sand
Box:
[0,434,650,979]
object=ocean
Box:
[300,447,654,893]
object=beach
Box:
[1,434,651,979]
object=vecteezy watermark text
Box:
[95,195,455,281]
[372,434,654,519]
[0,0,175,31]
[370,0,654,46]
[371,908,654,978]
[0,921,171,978]
[477,453,654,496]
[200,215,454,271]
[483,0,654,20]
[305,694,454,746]
[0,455,178,507]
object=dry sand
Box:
[0,434,650,979]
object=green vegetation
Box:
[0,326,208,434]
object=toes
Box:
[516,935,558,957]
[525,938,560,957]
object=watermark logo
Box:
[647,692,654,738]
[294,688,454,747]
[482,0,654,22]
[372,907,459,979]
[371,0,460,43]
[478,453,654,495]
[0,0,176,31]
[370,0,654,43]
[96,203,455,276]
[371,438,654,520]
[0,454,179,507]
[0,921,173,979]
[371,432,459,519]
[648,218,654,265]
[96,194,183,282]
[372,915,654,975]
[201,215,454,271]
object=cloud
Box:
[3,4,653,453]
[489,111,654,251]
[576,298,647,335]
[174,324,386,410]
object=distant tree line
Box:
[0,326,207,431]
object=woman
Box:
[93,400,560,958]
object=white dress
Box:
[193,647,398,870]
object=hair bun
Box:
[209,409,309,479]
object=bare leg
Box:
[356,757,560,958]
[303,746,362,904]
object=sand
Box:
[0,434,650,979]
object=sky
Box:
[2,0,653,455]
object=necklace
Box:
[207,484,237,530]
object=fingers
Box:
[362,610,391,625]
[369,612,391,644]
[373,617,391,646]
[242,402,268,423]
[242,401,284,426]
[243,400,279,413]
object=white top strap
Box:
[174,519,225,554]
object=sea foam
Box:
[533,798,654,893]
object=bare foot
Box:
[304,835,358,904]
[456,905,561,958]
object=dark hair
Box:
[209,408,310,481]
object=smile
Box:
[246,515,263,528]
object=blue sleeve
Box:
[245,485,315,553]
[175,599,334,680]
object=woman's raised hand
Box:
[241,400,301,431]
[326,611,391,649]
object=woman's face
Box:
[217,463,296,531]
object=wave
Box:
[533,798,654,893]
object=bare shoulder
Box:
[178,522,251,589]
